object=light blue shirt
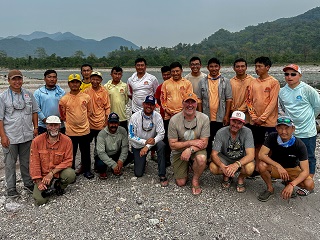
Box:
[279,81,320,138]
[33,85,65,128]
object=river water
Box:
[1,65,320,88]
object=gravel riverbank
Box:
[0,77,320,240]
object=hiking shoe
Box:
[99,172,107,180]
[75,165,84,176]
[7,189,20,198]
[83,171,94,179]
[257,190,274,202]
[24,184,34,193]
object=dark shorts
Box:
[248,125,276,146]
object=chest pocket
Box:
[39,150,50,169]
[53,152,64,165]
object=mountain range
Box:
[0,31,139,58]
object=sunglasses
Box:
[284,73,297,77]
[277,118,293,124]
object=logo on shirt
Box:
[144,81,149,85]
[264,87,271,92]
[296,95,302,101]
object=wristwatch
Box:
[189,147,195,154]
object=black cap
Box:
[144,95,156,105]
[108,112,120,123]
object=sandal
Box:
[160,177,169,187]
[221,177,232,189]
[236,183,246,193]
[191,185,202,195]
[296,188,314,196]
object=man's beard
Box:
[48,130,59,137]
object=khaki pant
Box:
[33,168,76,206]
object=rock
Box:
[136,199,143,205]
[131,177,137,181]
[134,214,141,219]
[5,201,23,212]
[148,218,160,225]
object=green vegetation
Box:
[1,7,320,69]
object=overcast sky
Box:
[1,0,319,47]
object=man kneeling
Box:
[210,111,255,193]
[257,116,314,202]
[29,116,75,205]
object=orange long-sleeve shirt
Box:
[246,76,280,127]
[59,92,91,136]
[29,133,73,180]
[84,86,110,130]
[230,74,255,123]
[160,77,193,120]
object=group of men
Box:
[0,56,318,205]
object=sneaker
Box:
[83,171,94,179]
[7,189,20,198]
[75,165,84,176]
[257,190,274,202]
[99,172,108,180]
[24,184,34,193]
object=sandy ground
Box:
[0,78,320,240]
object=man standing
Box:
[154,66,171,119]
[127,58,159,113]
[279,64,320,195]
[184,56,207,97]
[257,116,314,201]
[84,71,110,170]
[80,64,93,92]
[246,56,280,175]
[168,93,210,195]
[96,112,129,179]
[210,111,255,193]
[29,116,76,205]
[161,62,193,165]
[0,69,39,197]
[197,57,233,157]
[104,66,129,130]
[59,74,94,179]
[34,70,66,134]
[230,58,254,124]
[128,95,168,187]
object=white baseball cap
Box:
[46,116,61,124]
[230,111,245,123]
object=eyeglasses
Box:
[142,115,154,132]
[184,117,197,130]
[277,117,293,124]
[284,73,297,77]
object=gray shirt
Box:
[0,88,39,144]
[168,111,210,155]
[212,126,254,160]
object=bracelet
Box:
[235,161,242,168]
[289,182,295,187]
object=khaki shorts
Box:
[172,149,207,179]
[270,166,312,181]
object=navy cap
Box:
[108,112,120,123]
[144,95,156,105]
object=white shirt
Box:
[127,72,159,113]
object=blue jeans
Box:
[132,141,166,178]
[300,136,317,174]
